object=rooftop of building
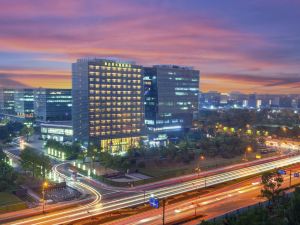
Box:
[40,121,72,128]
[152,64,194,70]
[76,57,136,65]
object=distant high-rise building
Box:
[0,88,16,115]
[220,93,229,105]
[199,91,221,108]
[14,89,34,118]
[144,65,199,145]
[34,88,72,122]
[297,98,300,109]
[229,92,247,108]
[271,96,280,107]
[72,58,145,152]
[256,99,262,108]
[248,94,257,108]
[242,99,248,108]
[279,96,292,108]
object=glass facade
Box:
[144,65,199,145]
[14,89,34,118]
[41,122,73,142]
[0,88,16,115]
[72,58,145,152]
[34,88,72,121]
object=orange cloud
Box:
[0,0,299,93]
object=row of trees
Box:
[0,146,18,191]
[20,147,52,179]
[198,108,300,139]
[0,120,34,143]
[45,139,81,160]
[20,126,34,142]
[201,171,299,225]
[96,140,201,172]
[0,121,24,142]
[151,141,196,163]
[199,108,299,129]
[257,125,300,139]
[199,133,258,158]
[199,109,257,129]
[88,133,257,172]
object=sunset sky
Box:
[0,0,299,94]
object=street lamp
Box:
[192,202,199,217]
[42,181,48,213]
[244,146,252,161]
[196,155,205,177]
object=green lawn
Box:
[0,192,27,214]
[139,152,278,179]
[99,152,279,187]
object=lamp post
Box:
[162,199,166,225]
[192,202,198,217]
[42,181,48,213]
[244,146,252,161]
[196,155,205,177]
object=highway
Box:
[104,171,300,225]
[7,154,300,225]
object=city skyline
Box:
[0,0,300,94]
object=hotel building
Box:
[72,58,144,152]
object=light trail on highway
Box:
[7,163,102,225]
[106,175,297,225]
[8,154,300,225]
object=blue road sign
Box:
[149,197,159,208]
[294,172,300,178]
[278,169,286,175]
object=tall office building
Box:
[220,93,229,105]
[34,88,72,122]
[248,94,257,108]
[14,89,35,118]
[0,88,16,115]
[144,65,199,145]
[72,58,145,152]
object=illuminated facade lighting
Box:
[0,88,16,115]
[34,88,72,122]
[72,58,145,152]
[143,65,199,145]
[14,89,35,118]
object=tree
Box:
[199,133,258,159]
[261,171,284,207]
[0,145,6,161]
[20,147,51,178]
[6,121,24,134]
[0,126,10,142]
[0,148,17,191]
[20,126,34,142]
[87,145,98,167]
[45,139,81,160]
[287,187,300,224]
